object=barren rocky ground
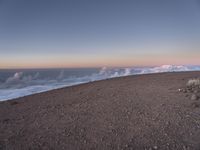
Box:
[0,72,200,150]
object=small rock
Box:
[183,145,188,150]
[2,118,10,124]
[191,94,198,100]
[83,140,87,144]
[182,89,187,93]
[153,146,158,149]
[197,94,200,98]
[80,128,85,132]
[125,144,128,148]
[187,87,192,92]
[191,102,200,108]
[165,121,170,125]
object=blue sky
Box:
[0,0,200,68]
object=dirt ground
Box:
[1,72,200,150]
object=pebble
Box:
[183,145,188,150]
[178,89,182,92]
[153,146,158,149]
[80,128,84,132]
[165,121,170,126]
[192,102,200,108]
[182,89,187,93]
[125,144,128,148]
[83,140,87,144]
[185,94,189,97]
[191,94,198,100]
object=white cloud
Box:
[1,65,200,101]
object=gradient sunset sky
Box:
[0,0,200,69]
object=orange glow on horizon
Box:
[0,50,200,69]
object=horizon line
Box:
[0,64,200,70]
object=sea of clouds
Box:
[0,65,200,101]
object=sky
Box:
[0,0,200,69]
